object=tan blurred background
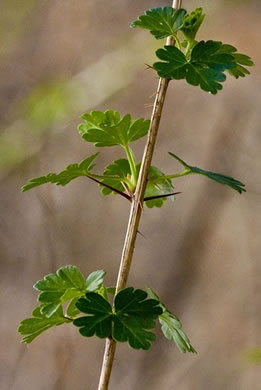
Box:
[0,0,260,389]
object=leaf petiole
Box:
[123,145,137,189]
[172,33,182,50]
[185,39,196,58]
[88,173,128,182]
[164,170,191,180]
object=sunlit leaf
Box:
[22,153,99,192]
[100,159,131,196]
[34,266,105,317]
[78,110,150,147]
[86,270,107,291]
[18,306,70,344]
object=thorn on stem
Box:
[144,63,154,70]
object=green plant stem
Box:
[89,173,132,187]
[165,170,191,179]
[185,39,196,57]
[89,174,123,180]
[173,33,182,50]
[123,144,137,187]
[97,1,182,389]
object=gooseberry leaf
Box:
[100,159,131,196]
[159,311,196,353]
[34,266,105,317]
[66,297,81,318]
[78,110,150,147]
[74,287,163,350]
[106,287,116,296]
[154,40,253,94]
[85,270,107,291]
[74,292,113,338]
[169,152,246,193]
[131,7,186,39]
[101,159,175,208]
[22,153,99,192]
[113,287,163,350]
[181,7,205,42]
[147,288,196,353]
[139,165,174,208]
[18,306,70,344]
[214,44,254,78]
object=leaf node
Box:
[100,159,175,208]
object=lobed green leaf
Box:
[159,311,196,353]
[147,288,196,353]
[139,164,175,208]
[205,42,254,79]
[100,159,131,196]
[78,110,150,147]
[131,7,186,39]
[34,266,105,317]
[22,153,99,192]
[74,293,112,338]
[169,152,246,193]
[74,287,163,350]
[154,40,253,94]
[86,270,107,291]
[18,306,70,344]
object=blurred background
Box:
[1,0,260,389]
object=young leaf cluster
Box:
[19,266,170,351]
[101,159,174,208]
[18,266,197,353]
[132,7,254,94]
[22,109,178,208]
[22,108,245,211]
